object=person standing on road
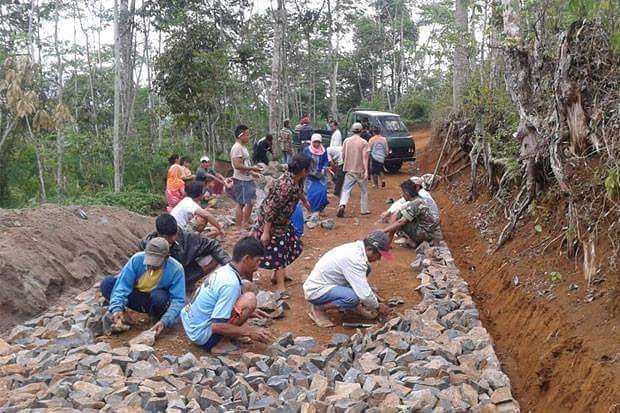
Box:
[230,125,262,229]
[253,154,311,297]
[303,134,330,221]
[303,231,393,327]
[279,119,294,164]
[329,120,342,147]
[368,126,389,188]
[181,237,274,354]
[337,122,370,218]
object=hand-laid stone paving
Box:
[0,240,519,412]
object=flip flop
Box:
[307,308,334,328]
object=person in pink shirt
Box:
[337,122,370,218]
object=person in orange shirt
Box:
[166,154,185,211]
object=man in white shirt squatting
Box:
[303,231,393,327]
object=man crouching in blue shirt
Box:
[100,237,185,339]
[182,236,274,353]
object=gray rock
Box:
[129,330,156,347]
[320,219,335,230]
[128,344,154,361]
[275,333,294,347]
[266,375,289,392]
[329,334,349,347]
[178,352,199,370]
[127,361,155,379]
[144,396,168,412]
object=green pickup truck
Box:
[294,109,415,173]
[344,109,415,173]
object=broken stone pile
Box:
[0,241,519,412]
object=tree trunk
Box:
[25,118,46,202]
[112,0,135,193]
[327,0,339,118]
[269,0,285,135]
[54,10,65,194]
[453,0,469,111]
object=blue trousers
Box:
[309,286,360,310]
[100,276,170,321]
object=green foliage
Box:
[396,93,431,126]
[604,166,620,200]
[359,95,387,111]
[68,191,164,216]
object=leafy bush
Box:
[69,191,165,215]
[396,93,431,126]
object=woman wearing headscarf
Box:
[165,154,185,211]
[253,154,312,297]
[303,134,330,221]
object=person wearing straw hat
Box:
[100,237,186,339]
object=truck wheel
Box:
[384,160,403,173]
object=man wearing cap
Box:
[196,156,232,195]
[380,176,440,223]
[337,122,370,217]
[303,231,393,328]
[100,237,186,338]
[383,180,442,247]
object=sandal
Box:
[307,306,334,328]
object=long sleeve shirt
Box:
[108,252,186,328]
[303,241,379,309]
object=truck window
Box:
[379,116,407,133]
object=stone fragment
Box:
[334,381,362,399]
[357,352,380,374]
[144,396,168,412]
[320,219,335,230]
[127,361,155,379]
[309,374,328,400]
[490,387,513,404]
[129,344,154,361]
[129,330,157,346]
[403,388,437,410]
[199,388,223,408]
[178,352,199,370]
[329,334,349,347]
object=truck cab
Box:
[345,109,415,173]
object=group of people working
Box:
[101,118,442,352]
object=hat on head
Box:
[311,133,322,143]
[366,230,393,260]
[410,176,424,186]
[200,156,210,163]
[351,122,363,133]
[144,237,170,267]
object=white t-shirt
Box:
[327,146,343,166]
[171,197,201,228]
[330,129,342,147]
[230,142,252,181]
[303,241,379,309]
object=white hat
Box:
[200,156,210,163]
[410,176,424,186]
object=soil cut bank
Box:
[413,129,619,412]
[0,205,153,330]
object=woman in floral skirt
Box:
[254,153,312,297]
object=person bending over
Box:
[181,237,274,353]
[303,231,393,328]
[100,237,185,340]
[140,213,230,288]
[383,180,442,247]
[380,176,440,223]
[170,180,224,236]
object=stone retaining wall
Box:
[0,241,519,412]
